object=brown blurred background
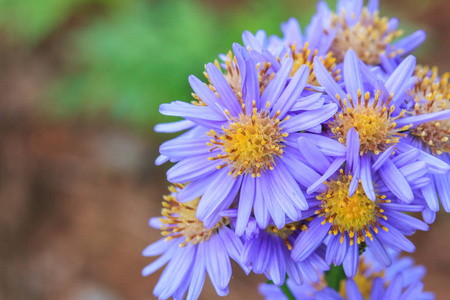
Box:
[0,0,448,299]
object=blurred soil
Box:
[0,1,449,299]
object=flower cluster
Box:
[143,0,448,299]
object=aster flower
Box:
[242,23,341,90]
[259,249,434,300]
[156,43,338,232]
[142,184,249,299]
[306,49,450,204]
[290,162,429,278]
[314,0,426,71]
[401,66,450,222]
[239,216,329,286]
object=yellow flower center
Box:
[208,101,288,177]
[329,90,411,155]
[288,43,341,87]
[339,257,385,299]
[315,172,389,245]
[160,184,228,247]
[408,66,450,154]
[327,8,404,65]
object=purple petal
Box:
[343,236,359,278]
[298,133,347,157]
[205,63,241,116]
[283,103,338,132]
[378,159,414,203]
[291,218,331,262]
[314,56,347,102]
[262,57,293,107]
[384,56,416,104]
[298,137,331,174]
[371,146,395,171]
[307,157,346,194]
[361,154,375,200]
[345,279,364,300]
[154,120,195,133]
[204,235,232,293]
[394,30,427,55]
[343,50,364,101]
[166,154,220,183]
[196,170,241,221]
[235,175,256,236]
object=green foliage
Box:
[325,264,347,292]
[50,1,222,127]
[48,0,321,129]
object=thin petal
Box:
[307,157,346,194]
[378,159,414,203]
[384,56,416,105]
[205,63,241,116]
[204,235,232,293]
[314,56,347,102]
[154,120,195,133]
[262,57,294,107]
[272,64,309,119]
[361,154,375,200]
[291,218,331,262]
[371,146,395,171]
[284,103,338,132]
[298,137,331,174]
[236,175,256,236]
[343,49,365,101]
[345,279,364,300]
[343,236,359,278]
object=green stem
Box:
[325,264,346,292]
[266,280,296,300]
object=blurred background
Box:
[0,0,448,299]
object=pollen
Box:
[329,90,411,155]
[315,174,390,245]
[327,8,404,65]
[408,65,450,154]
[160,184,228,247]
[287,43,341,87]
[208,101,287,178]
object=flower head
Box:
[309,49,450,205]
[316,0,426,69]
[291,164,429,278]
[142,184,248,299]
[157,43,338,232]
[407,66,450,155]
[400,65,450,221]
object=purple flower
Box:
[308,49,450,205]
[290,164,429,278]
[142,184,249,299]
[156,43,338,232]
[260,248,434,300]
[313,0,426,71]
[401,66,450,222]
